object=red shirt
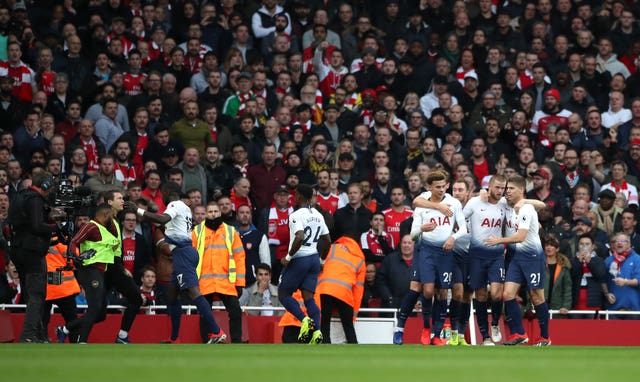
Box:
[317,193,341,215]
[39,71,56,95]
[80,138,99,172]
[114,162,137,188]
[141,188,166,213]
[123,73,146,96]
[122,235,136,274]
[268,206,292,259]
[383,207,413,248]
[360,229,394,263]
[473,159,490,184]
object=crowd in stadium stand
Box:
[0,0,639,327]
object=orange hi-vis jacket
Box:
[45,242,81,301]
[316,236,366,320]
[192,221,246,296]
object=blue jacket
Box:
[605,251,640,311]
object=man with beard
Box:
[531,88,572,147]
[112,140,136,187]
[591,189,623,237]
[372,166,393,211]
[409,136,438,171]
[559,147,593,196]
[526,167,565,224]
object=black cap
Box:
[274,185,289,194]
[324,103,340,112]
[598,189,616,200]
[433,75,448,85]
[574,216,592,227]
[162,146,178,158]
[237,72,252,81]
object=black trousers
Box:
[320,294,358,344]
[200,293,243,343]
[105,262,143,333]
[10,250,47,342]
[43,295,78,342]
[66,266,106,342]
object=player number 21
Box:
[530,272,541,285]
[302,226,321,246]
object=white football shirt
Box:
[163,200,194,242]
[288,206,329,258]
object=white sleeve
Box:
[628,185,638,206]
[313,48,329,81]
[517,204,535,230]
[452,203,468,239]
[258,235,271,266]
[410,208,425,240]
[463,197,476,219]
[164,202,178,219]
[360,232,369,249]
[251,12,275,38]
[289,212,305,234]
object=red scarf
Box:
[613,248,632,270]
[613,180,628,193]
[236,91,254,116]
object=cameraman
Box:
[7,171,60,343]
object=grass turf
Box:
[2,344,638,382]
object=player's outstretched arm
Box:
[125,201,171,225]
[412,195,453,216]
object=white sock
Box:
[118,330,128,338]
[62,326,69,334]
[395,327,404,333]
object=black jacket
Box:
[8,188,56,257]
[375,251,412,309]
[570,254,608,309]
[332,204,372,242]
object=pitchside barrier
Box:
[2,305,639,345]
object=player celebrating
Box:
[278,184,331,344]
[393,170,467,345]
[125,182,226,344]
[484,175,551,346]
[464,175,508,345]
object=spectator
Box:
[239,263,282,316]
[376,233,414,309]
[591,189,624,236]
[85,155,124,196]
[333,182,373,241]
[235,204,271,286]
[360,212,394,265]
[175,148,207,199]
[247,143,287,210]
[543,236,573,318]
[570,234,608,317]
[170,101,211,158]
[120,211,151,284]
[605,232,640,315]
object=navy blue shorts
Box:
[278,254,321,294]
[505,255,545,290]
[167,238,200,290]
[452,250,470,290]
[469,255,505,290]
[413,242,454,288]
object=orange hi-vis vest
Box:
[192,221,246,296]
[316,236,366,320]
[278,291,322,327]
[45,242,81,301]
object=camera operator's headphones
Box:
[40,176,55,192]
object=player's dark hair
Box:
[296,184,313,201]
[426,170,449,185]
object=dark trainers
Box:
[55,326,67,344]
[207,330,227,344]
[115,336,131,344]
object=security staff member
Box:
[317,236,366,344]
[192,202,246,343]
[44,236,80,343]
[8,171,59,343]
[103,190,143,343]
[56,204,120,343]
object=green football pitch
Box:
[1,345,638,382]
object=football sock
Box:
[280,294,306,322]
[459,302,471,335]
[397,290,420,329]
[475,299,489,339]
[504,299,524,335]
[304,298,321,327]
[193,295,220,334]
[421,295,433,329]
[168,300,182,341]
[491,300,503,326]
[534,302,550,338]
[431,298,447,337]
[118,330,128,339]
[449,300,461,331]
[62,326,69,335]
